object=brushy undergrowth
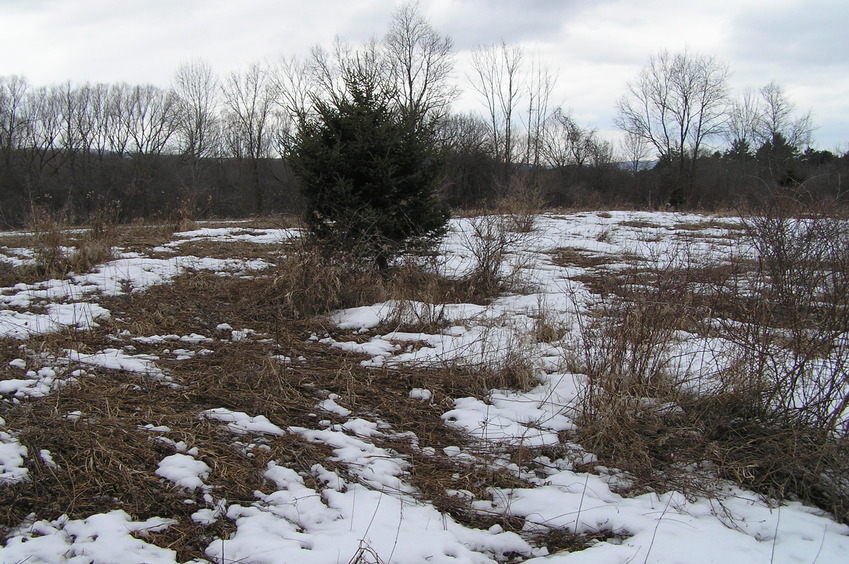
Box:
[456,213,535,300]
[568,195,849,522]
[22,206,118,280]
[270,212,531,321]
[0,260,15,287]
[271,237,389,319]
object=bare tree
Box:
[728,82,814,154]
[173,59,221,188]
[308,36,388,108]
[107,84,178,215]
[221,62,282,213]
[0,75,29,170]
[268,54,315,159]
[544,108,598,169]
[384,0,457,125]
[270,54,314,120]
[589,136,614,169]
[173,59,220,160]
[756,80,814,150]
[105,83,132,157]
[308,39,347,106]
[21,85,63,175]
[544,106,612,194]
[437,112,493,205]
[54,82,90,190]
[125,84,178,156]
[522,55,556,170]
[615,49,730,205]
[70,83,99,158]
[469,41,524,182]
[618,130,653,175]
[726,87,760,156]
[86,83,112,158]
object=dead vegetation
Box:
[565,197,849,522]
[39,206,119,274]
[0,236,552,559]
[3,200,849,561]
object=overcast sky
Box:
[2,0,847,151]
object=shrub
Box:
[456,214,532,300]
[567,254,703,487]
[0,260,16,287]
[568,197,849,521]
[495,174,546,233]
[707,196,849,518]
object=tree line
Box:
[1,2,847,228]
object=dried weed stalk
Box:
[271,237,388,319]
[24,205,117,279]
[456,214,533,300]
[567,198,849,521]
[494,174,546,233]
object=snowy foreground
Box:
[1,211,848,563]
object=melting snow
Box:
[2,212,848,563]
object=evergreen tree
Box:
[289,71,449,268]
[725,138,754,161]
[757,132,803,186]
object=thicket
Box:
[569,192,849,522]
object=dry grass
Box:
[5,201,849,562]
[528,527,619,556]
[0,255,564,558]
[550,247,615,270]
[456,214,534,300]
[268,225,525,324]
[566,259,701,493]
[270,239,389,319]
[618,219,663,230]
[672,218,744,232]
[0,348,337,560]
[156,239,280,262]
[0,260,17,287]
[564,201,849,521]
[494,175,546,234]
[2,207,120,284]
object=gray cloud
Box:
[1,0,846,148]
[432,0,592,49]
[728,1,849,73]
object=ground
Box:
[1,211,847,563]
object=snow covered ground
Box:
[1,212,847,563]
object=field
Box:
[1,210,848,563]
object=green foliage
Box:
[724,138,753,161]
[289,73,449,267]
[756,132,803,186]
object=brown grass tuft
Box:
[18,206,118,280]
[270,239,388,319]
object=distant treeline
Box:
[1,73,847,229]
[1,4,848,227]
